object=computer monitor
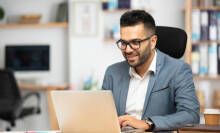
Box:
[5,45,50,71]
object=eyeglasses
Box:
[116,35,154,50]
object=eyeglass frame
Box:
[116,34,155,50]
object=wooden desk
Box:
[0,131,151,133]
[179,124,220,133]
[19,84,68,130]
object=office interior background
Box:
[0,0,219,131]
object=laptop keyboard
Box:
[121,129,145,133]
[121,126,145,133]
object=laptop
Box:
[51,90,144,133]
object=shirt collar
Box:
[149,50,157,73]
[129,50,157,78]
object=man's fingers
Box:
[119,115,132,120]
[121,120,132,127]
[119,115,131,125]
[119,117,127,127]
[119,115,137,128]
[119,118,126,126]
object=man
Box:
[102,10,200,132]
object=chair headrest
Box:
[155,26,187,59]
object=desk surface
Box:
[19,84,68,90]
[0,131,59,133]
[0,131,151,133]
[179,124,220,132]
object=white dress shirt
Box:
[125,51,157,120]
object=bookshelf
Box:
[0,22,68,28]
[185,0,220,79]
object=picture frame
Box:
[71,1,99,37]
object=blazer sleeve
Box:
[102,67,113,91]
[149,63,200,131]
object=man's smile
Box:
[125,53,138,61]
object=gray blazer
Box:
[102,50,200,132]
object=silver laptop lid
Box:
[51,90,121,133]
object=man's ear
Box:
[151,35,157,50]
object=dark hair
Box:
[120,10,156,34]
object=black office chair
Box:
[0,69,41,131]
[155,26,187,58]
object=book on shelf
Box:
[192,45,200,74]
[107,0,118,10]
[217,12,220,41]
[102,0,132,10]
[218,45,220,74]
[208,43,218,76]
[200,11,209,41]
[191,9,201,41]
[118,0,131,9]
[56,2,68,22]
[102,0,108,10]
[102,0,150,11]
[199,44,209,75]
[209,11,218,41]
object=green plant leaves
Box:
[0,7,5,20]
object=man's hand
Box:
[118,114,150,130]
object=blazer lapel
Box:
[119,70,130,116]
[141,50,164,119]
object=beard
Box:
[124,41,152,68]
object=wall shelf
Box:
[103,9,152,13]
[0,22,68,28]
[182,6,220,11]
[194,75,220,80]
[192,41,220,45]
[104,38,117,42]
[103,9,130,13]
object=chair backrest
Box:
[155,26,187,59]
[0,69,21,105]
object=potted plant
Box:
[0,6,5,24]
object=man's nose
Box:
[124,44,133,53]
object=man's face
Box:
[120,23,157,67]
